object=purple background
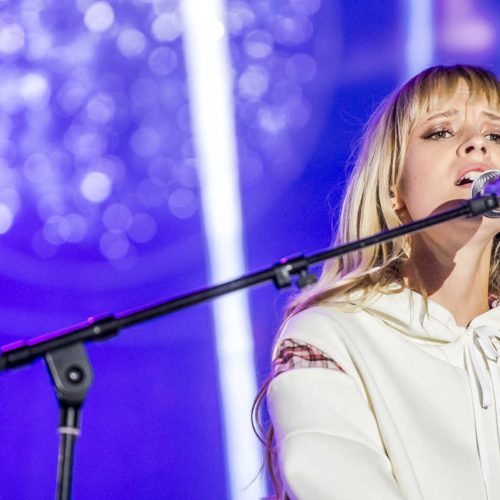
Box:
[0,0,498,498]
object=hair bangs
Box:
[404,66,500,128]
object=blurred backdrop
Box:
[0,0,498,498]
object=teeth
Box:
[456,170,483,185]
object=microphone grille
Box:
[471,170,500,219]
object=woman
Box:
[254,65,500,499]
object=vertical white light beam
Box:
[405,0,434,78]
[180,2,265,499]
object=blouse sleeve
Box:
[267,313,404,499]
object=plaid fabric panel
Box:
[272,338,345,377]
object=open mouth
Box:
[455,170,484,186]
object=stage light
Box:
[405,0,434,77]
[181,0,265,497]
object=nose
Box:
[458,132,489,157]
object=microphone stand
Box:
[0,194,497,500]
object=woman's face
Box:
[395,81,500,226]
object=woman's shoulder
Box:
[271,303,377,388]
[274,287,412,359]
[273,304,366,360]
[281,300,373,335]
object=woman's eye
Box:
[424,129,453,140]
[486,133,500,143]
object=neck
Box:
[402,236,493,327]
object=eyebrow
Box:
[424,109,500,122]
[424,110,458,122]
[483,111,500,121]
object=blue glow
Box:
[405,0,434,78]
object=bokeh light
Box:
[80,171,112,202]
[84,2,115,33]
[0,0,322,266]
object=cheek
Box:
[399,164,440,219]
[399,163,426,204]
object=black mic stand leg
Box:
[57,406,80,500]
[45,342,94,500]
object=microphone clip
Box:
[467,194,500,217]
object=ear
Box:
[390,186,405,211]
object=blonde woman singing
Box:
[254,65,500,499]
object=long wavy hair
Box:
[252,64,500,498]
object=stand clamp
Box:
[272,255,318,289]
[45,342,94,500]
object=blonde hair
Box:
[253,64,500,498]
[288,64,500,315]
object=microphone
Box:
[471,170,500,218]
